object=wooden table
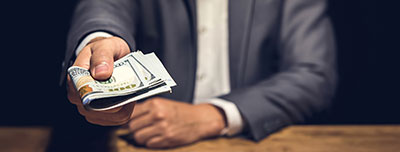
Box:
[0,127,51,152]
[1,125,400,152]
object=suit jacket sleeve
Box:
[60,0,137,85]
[220,0,337,141]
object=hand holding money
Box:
[68,51,176,111]
[66,37,175,126]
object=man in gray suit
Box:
[62,0,336,148]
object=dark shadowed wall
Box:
[0,0,398,126]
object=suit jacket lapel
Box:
[229,0,255,89]
[182,0,198,102]
[183,0,197,49]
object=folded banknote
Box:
[68,51,176,111]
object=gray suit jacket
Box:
[61,0,336,141]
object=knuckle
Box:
[133,133,144,144]
[153,111,166,120]
[148,99,163,110]
[128,120,135,128]
[164,132,174,140]
[150,98,162,104]
[133,132,140,140]
[158,121,169,130]
[148,99,157,106]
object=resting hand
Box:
[128,97,226,148]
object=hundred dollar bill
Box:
[68,51,176,111]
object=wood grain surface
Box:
[1,125,400,152]
[0,127,51,152]
[110,125,400,152]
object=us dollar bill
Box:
[68,51,176,111]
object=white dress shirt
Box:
[194,0,243,136]
[75,0,243,136]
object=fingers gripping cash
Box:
[68,51,176,111]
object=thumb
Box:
[90,48,115,80]
[89,37,130,80]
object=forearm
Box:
[61,0,137,85]
[67,0,137,58]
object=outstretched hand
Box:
[67,36,135,126]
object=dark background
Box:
[0,0,398,127]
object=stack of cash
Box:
[68,51,176,111]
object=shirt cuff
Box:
[75,31,113,56]
[202,98,244,136]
